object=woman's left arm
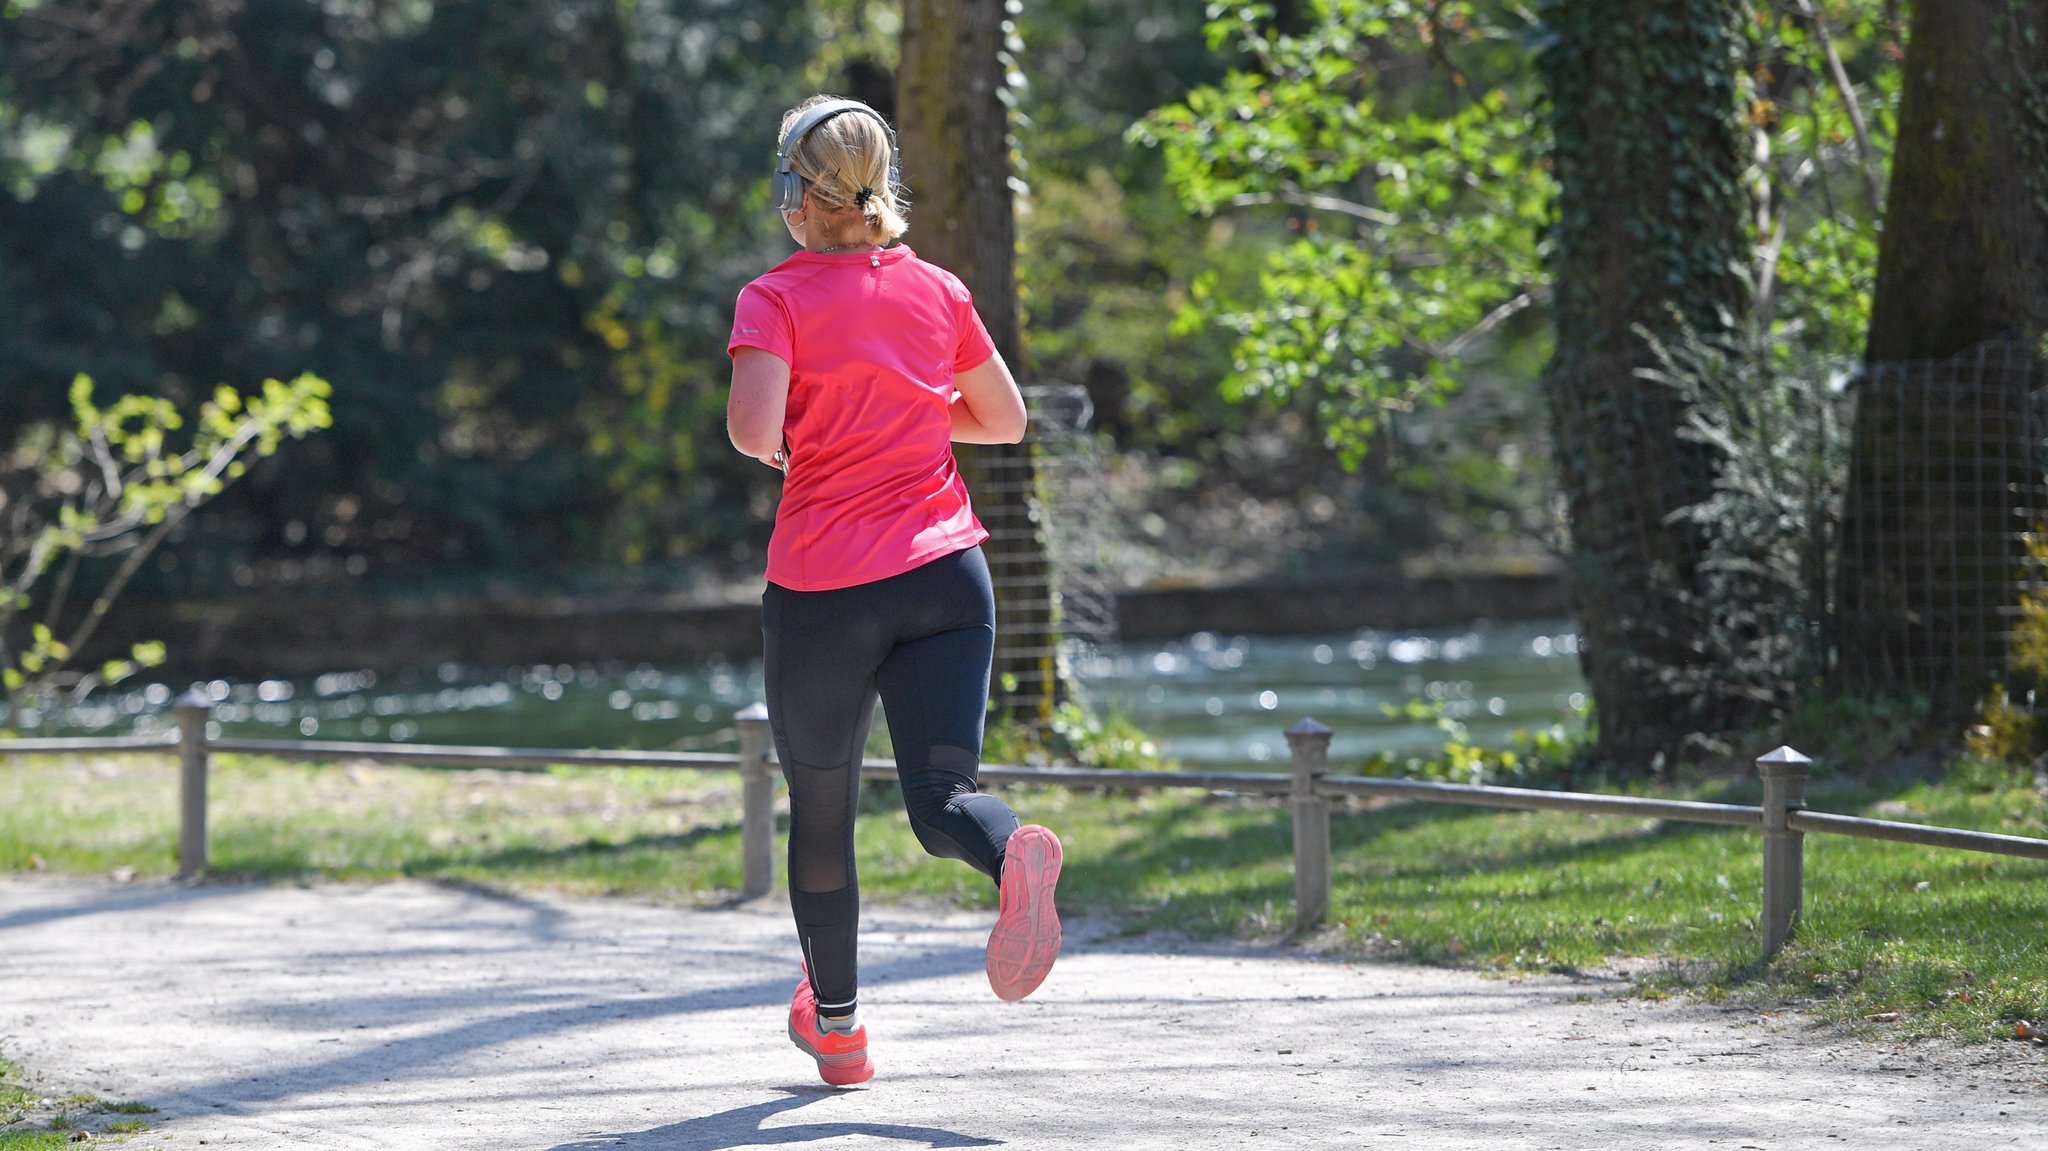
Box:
[950,351,1028,445]
[728,347,792,468]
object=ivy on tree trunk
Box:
[1535,0,1754,766]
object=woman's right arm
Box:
[728,347,792,468]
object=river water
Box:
[9,618,1587,772]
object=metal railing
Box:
[7,690,2048,957]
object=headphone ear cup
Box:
[775,172,805,213]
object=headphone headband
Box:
[773,99,900,214]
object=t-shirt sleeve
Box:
[728,283,793,362]
[952,286,998,373]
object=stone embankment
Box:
[89,569,1569,678]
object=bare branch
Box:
[88,431,124,506]
[43,549,82,639]
[1789,0,1885,210]
[1755,209,1789,328]
[60,508,182,667]
[1441,292,1536,358]
[1227,189,1400,226]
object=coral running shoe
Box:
[987,824,1063,1001]
[788,974,874,1086]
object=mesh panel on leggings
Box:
[786,759,860,894]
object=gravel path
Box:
[2,875,2042,1149]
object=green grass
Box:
[0,1083,157,1145]
[0,1055,32,1128]
[0,1013,156,1144]
[0,1049,146,1147]
[4,752,2047,1041]
[0,753,754,898]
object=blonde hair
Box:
[779,94,910,243]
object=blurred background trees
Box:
[0,0,808,587]
[7,0,2045,768]
[0,0,1553,601]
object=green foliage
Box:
[1746,1,1904,356]
[1134,1,1552,466]
[1635,320,1847,732]
[1,373,330,708]
[1360,696,1583,784]
[0,0,811,581]
[984,700,1178,772]
[580,293,767,566]
[1767,689,1928,776]
[1960,535,2048,774]
[1047,701,1176,771]
[1018,162,1255,454]
[1997,0,2048,220]
[1964,683,2038,774]
[1768,216,1882,356]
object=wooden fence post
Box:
[735,702,776,898]
[176,689,214,880]
[1757,745,1812,957]
[1286,717,1334,928]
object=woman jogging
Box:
[726,94,1063,1087]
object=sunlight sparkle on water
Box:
[12,620,1585,772]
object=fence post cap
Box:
[1285,717,1333,739]
[174,687,215,712]
[734,701,770,722]
[1755,745,1812,768]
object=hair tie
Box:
[854,186,874,208]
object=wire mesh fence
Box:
[1543,334,2048,728]
[962,383,1118,718]
[1837,340,2048,707]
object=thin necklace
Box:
[814,241,880,254]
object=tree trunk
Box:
[1535,0,1754,767]
[897,0,1059,726]
[1834,0,2048,711]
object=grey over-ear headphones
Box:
[773,99,900,214]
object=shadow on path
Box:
[547,1089,1002,1150]
[144,924,990,1117]
[0,879,234,933]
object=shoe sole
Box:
[987,825,1062,1001]
[787,1020,875,1086]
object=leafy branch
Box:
[1133,0,1552,465]
[1,373,332,709]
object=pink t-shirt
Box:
[727,244,996,591]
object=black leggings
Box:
[762,545,1021,1012]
